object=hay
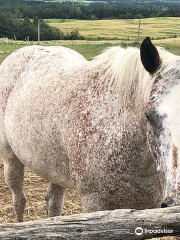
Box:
[0,164,82,224]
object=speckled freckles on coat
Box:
[0,39,180,221]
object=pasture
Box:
[0,19,180,239]
[0,39,117,63]
[0,37,180,66]
[47,17,180,41]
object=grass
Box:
[0,39,117,63]
[44,19,81,23]
[1,17,180,63]
[60,42,114,60]
[0,38,180,65]
[48,17,180,41]
[0,40,30,63]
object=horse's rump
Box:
[0,46,86,187]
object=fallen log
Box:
[0,206,180,240]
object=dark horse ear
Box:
[140,37,161,74]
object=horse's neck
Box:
[97,72,152,173]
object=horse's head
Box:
[141,37,180,207]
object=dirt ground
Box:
[0,163,82,224]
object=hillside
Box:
[1,0,180,20]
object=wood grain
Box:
[0,206,180,239]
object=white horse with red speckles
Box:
[0,37,179,222]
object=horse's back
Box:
[0,45,87,187]
[0,45,86,118]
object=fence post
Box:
[137,19,141,46]
[38,20,40,45]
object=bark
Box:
[0,206,180,240]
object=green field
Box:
[48,17,180,41]
[44,19,81,23]
[0,17,180,65]
[0,40,116,64]
[0,38,180,66]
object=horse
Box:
[0,37,179,222]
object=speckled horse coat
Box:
[1,38,179,222]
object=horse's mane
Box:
[92,46,177,107]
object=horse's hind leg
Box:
[45,183,66,217]
[2,146,26,222]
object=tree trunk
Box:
[0,206,180,240]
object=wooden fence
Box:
[0,206,180,239]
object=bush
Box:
[64,29,85,40]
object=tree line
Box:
[1,0,180,41]
[0,7,84,40]
[1,0,180,20]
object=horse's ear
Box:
[140,37,161,74]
